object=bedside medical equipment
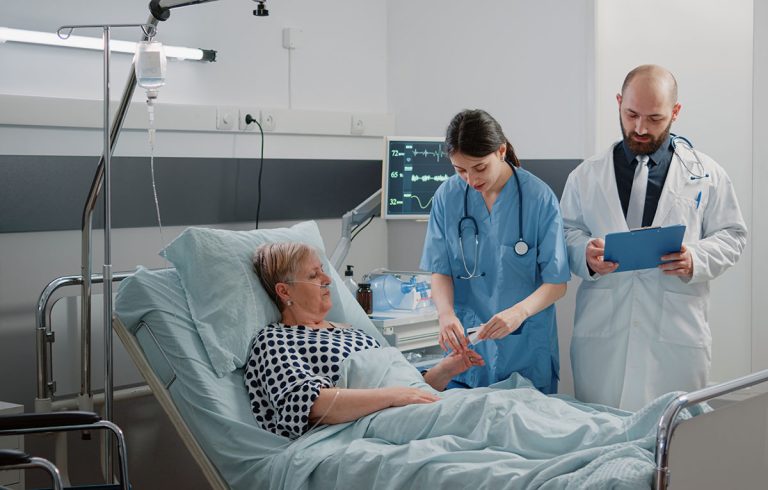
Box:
[382,136,455,220]
[369,272,432,311]
[342,265,357,294]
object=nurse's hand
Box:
[438,313,468,353]
[586,238,619,276]
[659,244,694,279]
[478,305,528,340]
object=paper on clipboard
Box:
[603,224,686,272]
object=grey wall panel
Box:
[521,159,582,200]
[0,156,382,233]
[0,156,581,233]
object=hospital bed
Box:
[109,221,768,489]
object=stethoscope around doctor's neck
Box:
[670,133,709,181]
[457,159,528,280]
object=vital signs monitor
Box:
[382,136,455,220]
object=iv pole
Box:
[58,21,158,482]
[68,0,268,480]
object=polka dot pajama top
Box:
[244,323,381,439]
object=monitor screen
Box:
[382,136,455,220]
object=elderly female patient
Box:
[245,242,483,439]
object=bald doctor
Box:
[560,65,747,410]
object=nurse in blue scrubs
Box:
[420,109,570,393]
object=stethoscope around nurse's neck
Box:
[457,159,529,280]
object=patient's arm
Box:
[309,387,439,425]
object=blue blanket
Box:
[263,347,695,489]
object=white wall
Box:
[386,0,593,159]
[595,0,754,383]
[0,0,387,111]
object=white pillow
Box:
[162,221,385,377]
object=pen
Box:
[695,191,702,209]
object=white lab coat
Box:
[560,142,747,410]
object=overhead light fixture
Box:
[0,26,215,62]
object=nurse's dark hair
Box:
[444,109,520,167]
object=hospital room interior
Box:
[1,0,767,489]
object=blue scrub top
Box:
[420,168,570,392]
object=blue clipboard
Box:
[603,224,686,272]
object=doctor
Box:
[421,109,570,393]
[560,65,748,410]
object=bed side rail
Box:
[654,368,768,489]
[35,272,133,410]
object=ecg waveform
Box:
[389,145,448,161]
[412,146,447,161]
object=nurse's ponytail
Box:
[504,138,521,168]
[445,109,521,167]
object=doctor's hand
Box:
[478,305,528,340]
[659,244,694,280]
[586,238,619,276]
[438,313,468,353]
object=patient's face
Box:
[288,254,333,318]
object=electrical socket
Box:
[216,106,237,130]
[239,108,261,131]
[260,110,276,131]
[351,115,365,135]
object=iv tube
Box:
[135,40,169,259]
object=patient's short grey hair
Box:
[252,242,316,311]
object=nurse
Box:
[420,109,570,393]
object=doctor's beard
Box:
[620,118,673,155]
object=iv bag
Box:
[134,41,167,92]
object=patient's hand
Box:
[423,349,484,391]
[441,349,485,377]
[384,387,441,407]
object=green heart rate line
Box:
[410,144,447,161]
